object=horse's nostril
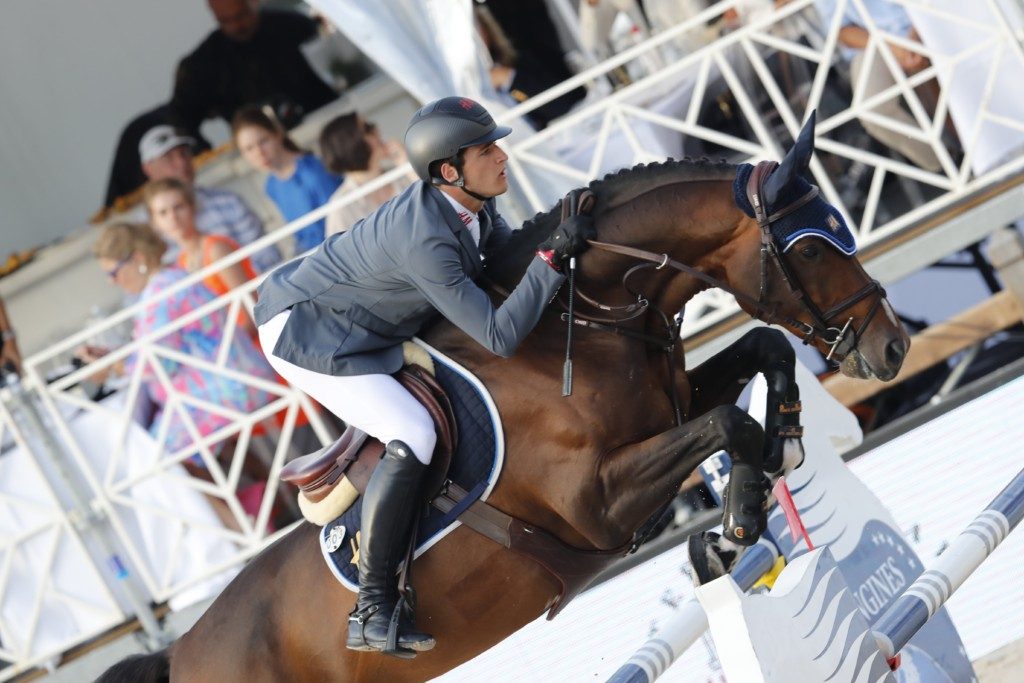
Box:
[886,339,906,367]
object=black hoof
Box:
[687,531,741,586]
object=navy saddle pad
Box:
[319,342,503,591]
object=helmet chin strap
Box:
[432,155,493,202]
[459,184,491,202]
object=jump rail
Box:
[873,463,1024,660]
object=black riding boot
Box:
[346,441,436,658]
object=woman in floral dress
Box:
[84,222,278,462]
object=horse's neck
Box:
[586,180,744,313]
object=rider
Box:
[254,96,595,657]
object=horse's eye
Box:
[799,244,820,260]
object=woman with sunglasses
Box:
[319,113,412,236]
[83,222,278,465]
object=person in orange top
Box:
[144,178,258,337]
[144,177,317,439]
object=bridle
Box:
[744,160,885,360]
[558,161,887,417]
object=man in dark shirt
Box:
[102,1,338,211]
[171,0,338,140]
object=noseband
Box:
[571,161,886,362]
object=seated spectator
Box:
[170,0,338,143]
[83,223,278,464]
[815,0,943,171]
[135,124,282,272]
[103,104,183,210]
[232,105,342,253]
[318,113,411,236]
[475,5,586,128]
[144,178,258,337]
[0,295,22,378]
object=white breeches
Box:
[258,311,436,465]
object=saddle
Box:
[281,343,636,620]
[280,364,457,524]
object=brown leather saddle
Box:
[280,365,457,512]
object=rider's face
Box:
[460,141,508,197]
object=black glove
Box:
[538,189,596,264]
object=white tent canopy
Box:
[309,0,498,109]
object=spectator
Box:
[103,105,181,211]
[319,113,411,236]
[84,222,278,463]
[232,105,342,253]
[815,0,943,171]
[0,295,22,378]
[135,124,282,272]
[171,0,337,142]
[474,5,587,128]
[144,178,258,336]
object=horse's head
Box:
[731,112,909,380]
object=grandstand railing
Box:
[7,0,1024,676]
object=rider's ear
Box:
[440,161,459,184]
[763,110,816,207]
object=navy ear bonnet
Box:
[733,163,857,256]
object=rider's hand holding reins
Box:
[537,189,596,271]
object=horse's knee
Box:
[744,327,794,367]
[707,405,764,465]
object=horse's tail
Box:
[95,649,170,683]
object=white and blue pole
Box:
[873,465,1024,660]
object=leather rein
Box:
[561,161,887,420]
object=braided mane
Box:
[486,157,737,287]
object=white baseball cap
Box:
[139,125,195,163]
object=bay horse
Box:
[101,116,908,682]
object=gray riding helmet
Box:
[404,96,512,187]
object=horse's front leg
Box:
[584,405,766,551]
[686,327,804,478]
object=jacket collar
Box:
[426,185,485,261]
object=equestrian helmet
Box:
[404,97,512,184]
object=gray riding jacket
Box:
[254,182,564,376]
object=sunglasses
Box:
[105,254,133,281]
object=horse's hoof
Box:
[687,531,741,586]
